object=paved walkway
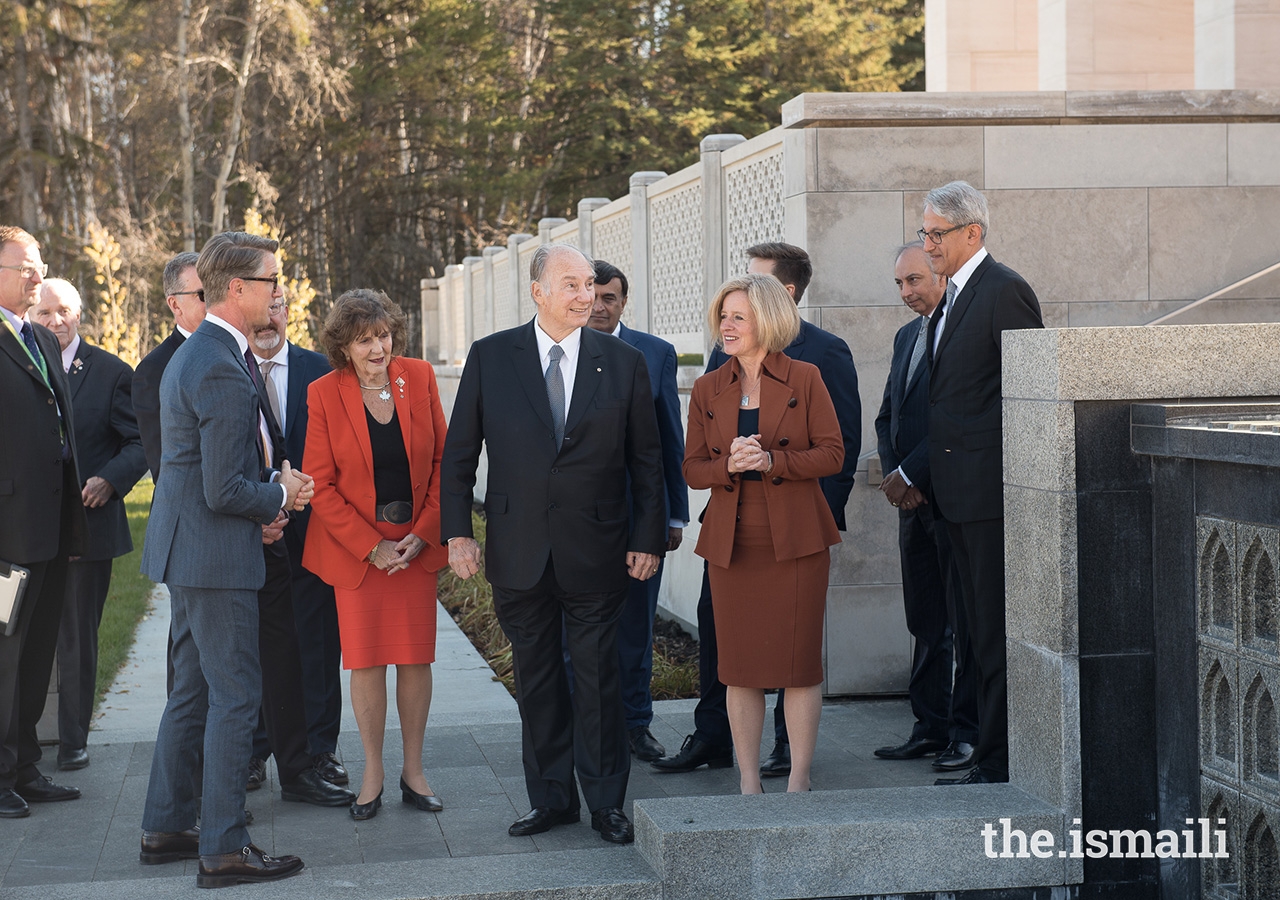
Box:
[0,587,931,898]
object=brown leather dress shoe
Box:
[140,827,200,865]
[196,844,304,889]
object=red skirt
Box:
[335,519,438,669]
[708,479,828,688]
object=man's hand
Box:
[666,527,683,553]
[878,469,910,507]
[279,460,314,511]
[627,551,661,581]
[448,537,482,580]
[81,476,116,509]
[387,533,426,573]
[900,485,928,511]
[262,511,289,545]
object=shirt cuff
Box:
[668,518,688,529]
[895,466,913,487]
[278,484,289,509]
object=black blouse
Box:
[736,407,763,482]
[365,406,413,503]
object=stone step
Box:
[2,847,661,900]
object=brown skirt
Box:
[707,479,829,688]
[334,518,437,669]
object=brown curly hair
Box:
[320,288,408,369]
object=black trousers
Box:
[56,557,114,753]
[492,557,629,814]
[899,502,979,744]
[944,516,1008,781]
[691,562,787,750]
[0,555,70,790]
[255,546,312,783]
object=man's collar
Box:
[204,313,250,355]
[254,339,289,365]
[176,323,194,339]
[609,322,623,337]
[949,247,989,296]
[534,319,582,358]
[0,305,26,333]
[61,334,81,372]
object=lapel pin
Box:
[596,367,602,372]
[395,376,406,397]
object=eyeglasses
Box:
[171,290,204,301]
[0,263,49,280]
[267,302,285,314]
[241,275,281,288]
[917,224,970,245]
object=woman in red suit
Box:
[303,289,448,820]
[684,273,843,794]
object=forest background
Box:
[0,0,923,360]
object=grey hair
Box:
[39,278,83,315]
[924,181,989,240]
[196,232,278,307]
[894,239,927,263]
[162,251,200,297]
[529,243,592,287]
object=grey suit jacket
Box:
[140,319,284,590]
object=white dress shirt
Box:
[534,319,581,426]
[60,334,81,373]
[254,342,289,434]
[932,246,988,356]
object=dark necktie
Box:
[245,348,285,464]
[545,344,565,449]
[19,321,49,384]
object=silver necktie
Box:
[545,344,565,449]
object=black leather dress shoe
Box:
[349,789,382,821]
[760,740,791,777]
[508,806,580,836]
[245,757,266,792]
[280,768,356,806]
[313,751,349,785]
[628,726,665,762]
[58,747,90,771]
[932,740,977,771]
[936,766,1006,786]
[650,735,733,773]
[196,844,304,888]
[873,736,948,760]
[15,775,80,802]
[591,807,634,844]
[140,827,200,864]
[400,776,443,812]
[0,789,29,818]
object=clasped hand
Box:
[371,533,425,574]
[727,433,770,474]
[878,469,927,511]
[278,460,314,511]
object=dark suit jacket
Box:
[440,321,667,593]
[65,341,148,560]
[875,316,932,495]
[927,253,1043,523]
[303,357,449,590]
[0,318,88,563]
[686,352,843,568]
[708,318,860,529]
[133,329,186,483]
[140,320,284,590]
[616,323,689,527]
[276,342,331,553]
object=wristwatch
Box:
[368,545,378,563]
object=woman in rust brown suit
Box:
[684,273,843,794]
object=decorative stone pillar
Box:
[538,217,567,244]
[507,233,534,316]
[700,134,746,356]
[420,277,441,363]
[481,246,504,340]
[628,171,668,333]
[461,255,483,349]
[577,198,610,257]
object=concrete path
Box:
[0,586,929,898]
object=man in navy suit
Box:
[134,252,203,485]
[653,241,861,779]
[248,304,347,790]
[921,182,1043,786]
[872,243,978,773]
[31,280,148,773]
[588,260,689,762]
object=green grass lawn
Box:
[94,478,156,708]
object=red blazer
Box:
[302,356,449,590]
[685,352,843,569]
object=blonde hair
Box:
[707,273,800,355]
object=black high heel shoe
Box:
[350,788,383,821]
[400,777,443,812]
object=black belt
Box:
[375,500,412,524]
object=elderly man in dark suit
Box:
[653,241,860,780]
[31,279,148,773]
[872,243,978,773]
[442,243,666,845]
[139,232,313,887]
[921,182,1043,786]
[587,259,689,763]
[0,227,89,819]
[246,303,350,796]
[134,251,203,485]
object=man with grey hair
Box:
[139,232,313,887]
[919,181,1042,786]
[31,279,147,772]
[134,251,203,483]
[442,242,666,844]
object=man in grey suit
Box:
[138,232,313,888]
